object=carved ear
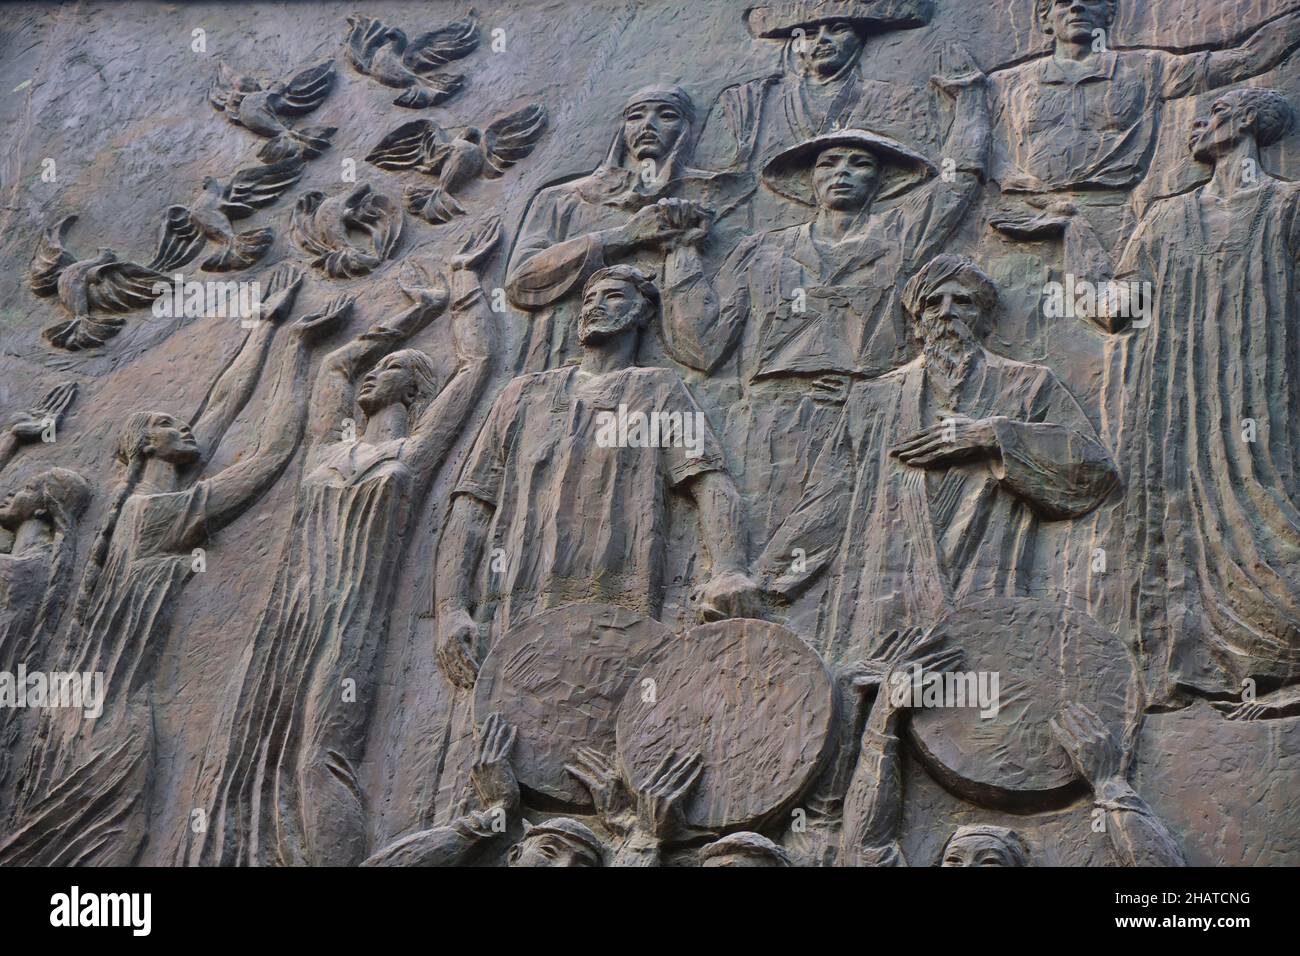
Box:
[1241,105,1260,138]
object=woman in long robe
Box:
[186,222,501,867]
[0,268,337,865]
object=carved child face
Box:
[358,355,416,416]
[0,480,43,530]
[579,277,648,345]
[812,145,881,211]
[941,833,1025,867]
[145,415,201,466]
[1189,96,1254,163]
[1042,0,1112,43]
[507,834,600,867]
[794,21,864,78]
[622,101,688,164]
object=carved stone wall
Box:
[0,0,1298,867]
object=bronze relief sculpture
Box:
[1,0,1298,874]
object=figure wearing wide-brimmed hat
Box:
[689,56,987,560]
[506,84,753,374]
[697,1,939,197]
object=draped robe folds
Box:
[0,483,211,866]
[762,349,1116,665]
[716,168,981,543]
[429,364,726,823]
[1104,179,1300,701]
[189,441,412,867]
[0,547,52,791]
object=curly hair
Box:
[1222,88,1294,148]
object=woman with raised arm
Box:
[187,218,503,867]
[0,266,348,866]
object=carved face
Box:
[358,354,417,416]
[0,479,43,530]
[812,145,881,211]
[794,21,864,78]
[507,834,600,867]
[1189,96,1252,163]
[144,414,201,466]
[578,277,648,345]
[941,832,1026,867]
[622,101,688,164]
[916,277,986,344]
[1042,0,1112,43]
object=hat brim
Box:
[761,129,937,205]
[745,1,934,38]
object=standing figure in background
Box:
[703,52,986,543]
[507,85,752,374]
[0,468,91,803]
[1094,89,1300,714]
[760,256,1116,664]
[988,0,1300,271]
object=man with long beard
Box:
[758,255,1117,666]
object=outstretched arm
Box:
[839,630,963,867]
[0,382,77,475]
[1204,10,1300,89]
[189,299,350,538]
[307,265,449,447]
[405,219,502,477]
[898,51,988,274]
[362,714,518,867]
[1051,703,1186,867]
[190,266,303,466]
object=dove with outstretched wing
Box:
[30,213,198,351]
[345,14,479,109]
[209,59,337,163]
[159,159,305,272]
[367,104,548,224]
[290,184,405,279]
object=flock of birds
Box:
[29,12,548,351]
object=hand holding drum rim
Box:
[843,627,964,696]
[1049,702,1123,791]
[564,746,633,836]
[633,749,703,844]
[695,567,766,622]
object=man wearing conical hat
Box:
[507,84,753,374]
[693,54,987,559]
[699,1,941,176]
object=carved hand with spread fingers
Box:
[470,713,520,814]
[565,747,634,838]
